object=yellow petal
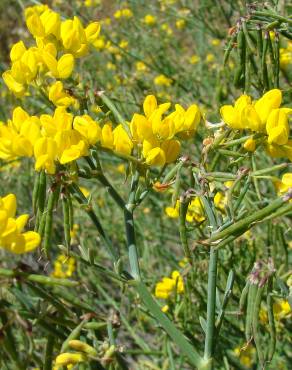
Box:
[143,95,157,118]
[57,54,74,79]
[2,194,17,218]
[145,147,166,166]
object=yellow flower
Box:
[0,193,40,254]
[186,197,205,222]
[259,308,268,324]
[52,254,76,278]
[70,224,79,240]
[275,173,292,195]
[161,23,173,35]
[130,95,200,166]
[143,15,156,26]
[220,89,290,138]
[161,305,169,313]
[68,340,97,356]
[154,74,172,87]
[135,61,148,72]
[114,8,133,19]
[165,200,180,218]
[119,40,128,49]
[55,353,87,367]
[206,53,215,63]
[189,55,200,64]
[117,164,125,174]
[233,344,255,367]
[48,81,76,107]
[178,257,188,268]
[243,137,256,152]
[273,300,291,320]
[175,19,186,29]
[43,52,75,79]
[211,38,220,46]
[155,270,184,299]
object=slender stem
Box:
[207,195,291,244]
[43,335,54,370]
[0,268,78,287]
[253,11,292,25]
[204,247,218,365]
[179,198,192,263]
[124,171,141,280]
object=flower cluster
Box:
[0,106,102,174]
[3,4,100,97]
[52,254,76,279]
[130,95,201,166]
[155,270,184,299]
[165,198,205,222]
[54,339,98,369]
[275,173,292,195]
[220,89,292,159]
[0,193,40,254]
[280,41,292,69]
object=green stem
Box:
[204,247,218,365]
[179,198,192,263]
[124,171,141,280]
[43,335,54,370]
[133,281,203,368]
[0,268,78,287]
[99,93,129,133]
[207,195,291,244]
[253,11,292,25]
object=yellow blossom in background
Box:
[114,8,133,19]
[211,38,220,46]
[165,200,179,218]
[175,19,186,29]
[179,257,188,268]
[275,173,292,195]
[186,197,205,222]
[161,23,173,36]
[52,254,76,278]
[155,270,184,299]
[79,186,90,198]
[154,74,172,87]
[70,224,79,240]
[273,300,291,320]
[233,344,255,367]
[135,61,148,72]
[243,137,256,152]
[106,62,117,71]
[2,5,101,97]
[119,40,128,49]
[161,304,169,313]
[143,15,156,26]
[259,308,268,324]
[280,41,292,69]
[90,104,102,114]
[84,0,101,7]
[189,55,200,64]
[0,193,40,254]
[206,53,215,63]
[165,197,205,222]
[117,163,126,174]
